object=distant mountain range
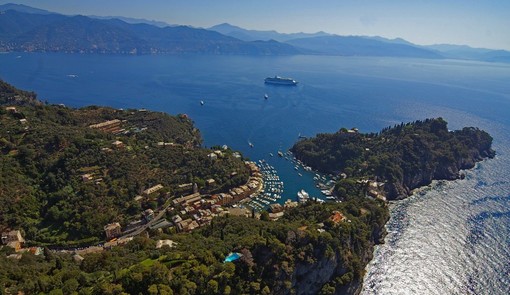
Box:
[208,23,331,42]
[1,3,509,62]
[0,9,299,55]
[0,3,54,15]
[423,44,510,63]
[208,22,510,62]
[285,35,442,58]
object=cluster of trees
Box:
[1,200,388,295]
[0,80,250,245]
[291,118,495,200]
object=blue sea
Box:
[1,52,509,294]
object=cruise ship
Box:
[264,76,298,85]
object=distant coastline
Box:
[1,5,509,62]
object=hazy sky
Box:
[2,0,509,50]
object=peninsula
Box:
[291,119,495,201]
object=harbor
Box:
[238,150,338,212]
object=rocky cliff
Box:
[384,124,495,200]
[244,201,389,295]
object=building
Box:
[211,193,233,206]
[284,199,299,210]
[73,254,85,263]
[269,203,283,213]
[156,240,177,249]
[171,215,183,225]
[2,230,25,251]
[178,183,193,190]
[176,218,200,232]
[172,192,201,206]
[149,219,173,230]
[81,173,94,182]
[330,211,347,224]
[104,223,122,240]
[208,153,218,160]
[143,209,155,221]
[269,212,285,221]
[112,140,124,149]
[143,184,164,196]
[157,142,175,148]
[89,119,122,133]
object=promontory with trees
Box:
[291,118,495,201]
[0,80,494,294]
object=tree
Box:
[62,278,79,294]
[260,211,270,221]
[207,279,219,294]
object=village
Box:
[0,113,314,258]
[0,156,306,258]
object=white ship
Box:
[264,76,298,85]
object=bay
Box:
[1,52,509,294]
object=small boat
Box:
[277,151,284,157]
[269,153,274,157]
[200,100,204,106]
[298,173,302,177]
[264,94,269,99]
[249,142,254,148]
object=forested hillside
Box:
[0,201,388,295]
[0,80,249,245]
[0,79,40,105]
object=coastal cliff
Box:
[291,118,495,200]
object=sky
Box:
[1,0,510,50]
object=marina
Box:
[242,161,284,211]
[239,150,338,212]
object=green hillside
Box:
[0,80,249,245]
